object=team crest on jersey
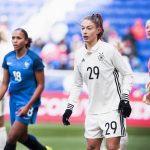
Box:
[98,52,104,61]
[24,61,30,68]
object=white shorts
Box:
[84,110,126,139]
[0,98,5,117]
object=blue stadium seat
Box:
[0,0,44,28]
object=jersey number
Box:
[13,71,22,82]
[87,66,99,79]
[105,121,117,135]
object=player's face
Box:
[12,30,28,51]
[80,19,100,46]
[145,20,150,40]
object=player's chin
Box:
[13,47,19,51]
[83,38,89,43]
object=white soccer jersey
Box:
[68,40,133,114]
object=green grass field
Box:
[5,123,150,150]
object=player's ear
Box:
[25,39,29,45]
[97,27,101,34]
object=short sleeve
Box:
[2,56,8,69]
[33,57,44,71]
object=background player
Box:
[145,19,150,40]
[143,19,150,104]
[0,29,12,150]
[0,28,52,150]
[62,13,133,150]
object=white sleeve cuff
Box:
[122,89,130,95]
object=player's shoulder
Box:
[100,40,116,51]
[27,49,41,60]
[99,40,117,58]
[4,50,15,58]
[75,46,83,55]
[74,46,86,62]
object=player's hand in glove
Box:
[62,109,72,126]
[63,103,74,125]
[118,93,132,118]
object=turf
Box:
[5,123,150,150]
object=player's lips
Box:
[13,45,18,48]
[83,36,88,40]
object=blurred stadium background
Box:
[0,0,150,149]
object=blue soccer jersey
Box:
[2,49,44,107]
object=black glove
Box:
[62,109,72,126]
[118,93,132,118]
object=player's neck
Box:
[85,39,98,50]
[16,48,27,58]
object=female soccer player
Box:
[0,29,10,150]
[145,19,150,40]
[0,28,52,150]
[62,14,133,150]
[143,19,150,104]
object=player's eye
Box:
[87,27,92,30]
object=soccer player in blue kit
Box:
[0,28,52,150]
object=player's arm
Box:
[143,59,150,104]
[62,54,83,125]
[0,69,9,100]
[143,80,150,104]
[26,70,45,108]
[112,48,133,118]
[17,70,44,116]
[112,49,133,93]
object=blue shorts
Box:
[9,101,38,125]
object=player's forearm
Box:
[122,73,134,95]
[26,84,44,108]
[0,85,8,100]
[67,83,82,109]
